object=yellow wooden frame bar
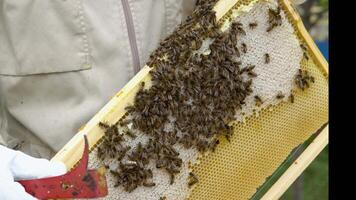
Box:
[261,125,328,200]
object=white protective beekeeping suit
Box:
[0,0,196,159]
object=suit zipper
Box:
[121,0,141,74]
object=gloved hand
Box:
[0,145,67,200]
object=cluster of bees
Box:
[146,0,219,69]
[96,1,315,193]
[267,6,282,32]
[97,122,130,161]
[295,69,315,90]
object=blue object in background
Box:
[316,40,328,61]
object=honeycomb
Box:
[188,1,328,199]
[78,0,328,199]
[189,59,328,199]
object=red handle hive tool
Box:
[18,136,108,199]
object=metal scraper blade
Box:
[17,135,108,199]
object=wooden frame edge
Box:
[261,125,329,200]
[281,0,329,74]
[258,1,329,199]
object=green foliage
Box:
[319,0,328,9]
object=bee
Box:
[224,132,232,142]
[241,43,247,53]
[209,138,220,152]
[191,39,203,50]
[289,93,295,103]
[265,53,270,64]
[248,65,255,71]
[155,159,165,169]
[11,141,24,150]
[168,144,179,156]
[125,130,136,139]
[249,22,258,29]
[254,95,263,106]
[169,173,175,185]
[119,119,130,127]
[248,71,257,77]
[188,172,199,188]
[97,147,104,160]
[197,139,209,153]
[110,170,120,176]
[98,121,109,129]
[310,76,315,83]
[267,7,282,32]
[118,146,131,161]
[276,92,285,99]
[113,182,120,188]
[143,182,156,187]
[231,21,246,36]
[300,43,307,51]
[300,43,309,61]
[125,105,135,114]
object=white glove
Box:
[0,145,67,200]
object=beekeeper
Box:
[0,0,306,199]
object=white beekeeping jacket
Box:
[0,0,195,159]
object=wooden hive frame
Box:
[52,0,329,199]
